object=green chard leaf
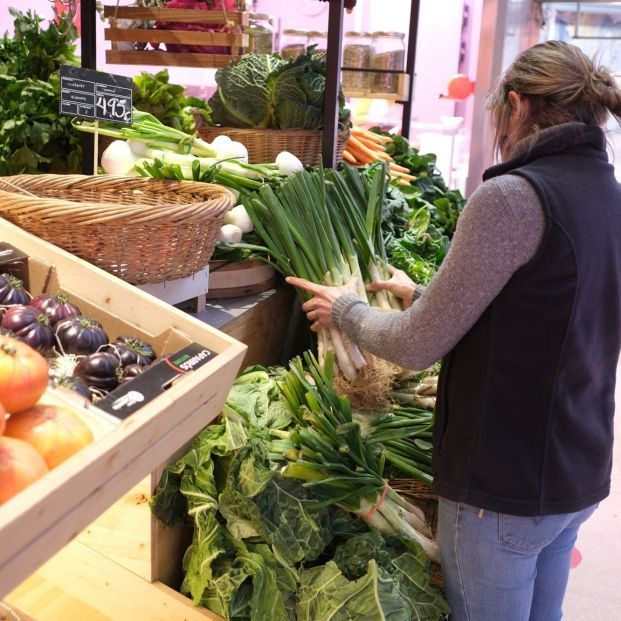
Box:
[296,560,409,621]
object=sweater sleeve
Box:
[331,174,545,370]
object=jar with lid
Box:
[245,13,275,54]
[307,30,328,55]
[281,29,308,60]
[370,31,405,94]
[342,31,373,93]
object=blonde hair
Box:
[487,40,621,158]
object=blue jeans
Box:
[437,498,598,621]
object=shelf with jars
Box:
[341,30,410,101]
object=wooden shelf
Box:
[106,49,241,68]
[105,27,248,47]
[104,5,249,68]
[103,6,249,25]
[343,72,411,102]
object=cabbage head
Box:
[208,53,285,128]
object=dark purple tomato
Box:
[0,273,30,306]
[30,293,82,326]
[102,336,156,367]
[120,363,146,385]
[0,305,54,353]
[73,352,121,392]
[55,316,109,355]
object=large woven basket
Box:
[194,116,350,166]
[0,174,236,285]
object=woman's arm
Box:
[328,174,545,370]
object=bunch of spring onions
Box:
[73,111,302,196]
[364,406,434,486]
[272,351,440,562]
[235,163,400,381]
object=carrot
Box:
[389,170,417,182]
[388,162,410,174]
[348,135,388,162]
[352,128,393,145]
[346,140,375,164]
[357,136,387,152]
[342,149,357,164]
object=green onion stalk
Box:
[361,406,435,485]
[276,352,440,563]
[72,111,287,197]
[231,164,402,381]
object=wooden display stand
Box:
[0,218,247,604]
[103,6,249,68]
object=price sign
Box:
[59,65,132,124]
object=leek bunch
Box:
[238,163,399,380]
[277,352,440,562]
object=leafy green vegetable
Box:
[209,54,286,128]
[132,69,211,133]
[208,50,349,131]
[0,9,81,174]
[151,361,449,620]
[333,531,451,620]
[296,560,408,621]
[371,127,466,239]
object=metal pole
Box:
[401,0,421,138]
[81,0,97,174]
[322,0,345,168]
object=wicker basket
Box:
[0,174,236,285]
[194,116,350,166]
[391,477,444,590]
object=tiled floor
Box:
[563,364,621,620]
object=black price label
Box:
[59,65,133,124]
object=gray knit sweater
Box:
[331,174,545,370]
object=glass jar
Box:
[342,31,373,93]
[307,30,328,55]
[370,31,406,94]
[281,29,308,60]
[245,13,275,54]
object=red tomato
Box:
[5,404,94,470]
[0,335,49,414]
[0,436,48,504]
[0,402,5,436]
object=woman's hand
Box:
[366,266,418,308]
[285,276,358,331]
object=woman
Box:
[287,41,621,620]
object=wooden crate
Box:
[0,218,247,600]
[103,6,249,68]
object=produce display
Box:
[151,354,449,621]
[0,273,157,402]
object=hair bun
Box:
[589,68,621,115]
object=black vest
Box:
[433,123,621,516]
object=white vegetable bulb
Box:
[275,151,303,175]
[101,140,137,175]
[216,140,249,163]
[211,134,233,147]
[126,140,149,157]
[223,205,254,234]
[219,224,243,244]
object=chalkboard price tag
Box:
[59,65,133,124]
